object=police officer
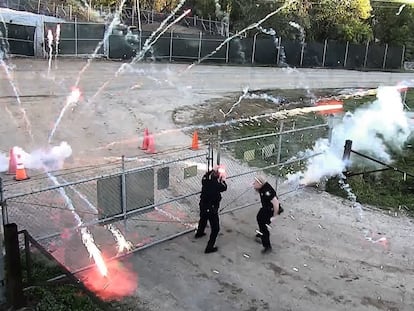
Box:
[253,175,283,253]
[195,166,227,253]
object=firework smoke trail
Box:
[396,4,406,15]
[137,10,191,61]
[256,25,279,47]
[48,87,81,143]
[74,0,127,87]
[116,7,191,75]
[186,0,296,71]
[245,92,284,104]
[60,177,133,254]
[89,5,190,102]
[256,25,276,36]
[219,86,250,117]
[47,29,54,75]
[289,21,305,46]
[47,172,108,276]
[129,0,187,65]
[55,24,61,63]
[338,175,388,247]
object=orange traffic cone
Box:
[7,147,17,175]
[14,154,29,181]
[191,131,199,150]
[141,128,149,150]
[145,134,156,154]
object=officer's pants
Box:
[256,208,273,248]
[197,204,220,250]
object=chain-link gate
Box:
[1,149,210,272]
[0,119,331,275]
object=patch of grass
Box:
[173,87,414,216]
[14,249,136,311]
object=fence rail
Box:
[0,122,331,273]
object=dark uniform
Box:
[256,182,280,252]
[195,170,227,253]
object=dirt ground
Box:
[1,59,414,310]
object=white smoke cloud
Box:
[288,86,412,185]
[0,141,72,173]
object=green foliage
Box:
[26,286,103,311]
[372,3,414,60]
[20,251,106,310]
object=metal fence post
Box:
[300,40,304,67]
[121,155,127,219]
[0,178,5,305]
[401,45,406,69]
[198,32,202,61]
[276,36,281,65]
[74,17,78,56]
[4,223,25,309]
[363,40,369,68]
[344,41,349,68]
[322,39,327,67]
[216,130,222,166]
[342,140,353,161]
[136,0,142,32]
[23,231,32,286]
[251,33,257,64]
[225,39,229,63]
[328,115,334,144]
[382,43,388,70]
[169,29,173,62]
[37,0,40,14]
[275,120,284,191]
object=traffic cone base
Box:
[14,154,29,181]
[7,147,17,175]
[145,134,156,154]
[141,128,149,150]
[191,131,199,150]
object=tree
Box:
[309,0,373,43]
[372,3,414,60]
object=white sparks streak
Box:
[106,224,133,254]
[47,29,54,74]
[48,87,81,143]
[55,24,61,61]
[219,86,249,117]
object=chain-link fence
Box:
[0,22,35,57]
[107,29,405,70]
[44,21,105,57]
[2,150,208,239]
[0,17,406,69]
[217,120,329,208]
[0,121,333,274]
[0,1,228,36]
